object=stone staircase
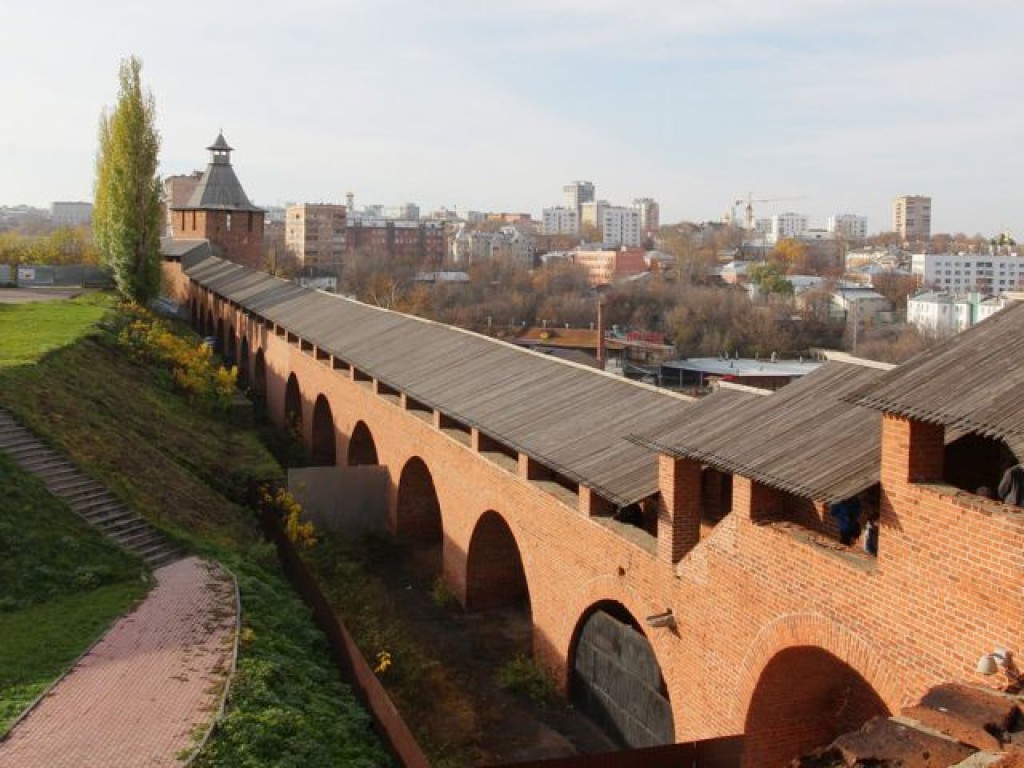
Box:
[0,409,183,569]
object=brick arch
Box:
[284,372,303,433]
[347,420,379,466]
[734,613,899,768]
[252,347,267,409]
[204,308,214,339]
[215,316,225,356]
[395,456,443,582]
[310,394,336,466]
[226,324,237,366]
[465,509,530,612]
[568,599,675,748]
[237,336,250,389]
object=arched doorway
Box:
[310,395,336,466]
[252,348,267,414]
[395,456,442,581]
[465,510,529,612]
[570,601,674,749]
[237,337,250,389]
[284,373,303,435]
[347,421,379,466]
[743,646,890,767]
[226,325,237,367]
[215,317,225,355]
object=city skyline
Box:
[2,1,1021,236]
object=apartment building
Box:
[345,219,446,264]
[892,195,931,242]
[827,213,868,240]
[601,206,642,248]
[542,206,579,236]
[911,252,1024,295]
[285,203,346,271]
[632,197,660,235]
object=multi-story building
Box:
[907,291,1009,335]
[169,133,265,269]
[632,197,660,235]
[911,252,1024,295]
[451,226,535,267]
[768,212,808,244]
[573,246,648,286]
[384,203,420,221]
[827,214,868,241]
[541,206,579,236]
[580,200,608,230]
[892,195,931,242]
[285,203,346,272]
[346,219,446,264]
[562,180,595,217]
[50,201,93,228]
[601,206,642,248]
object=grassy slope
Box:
[0,296,390,766]
[0,452,148,734]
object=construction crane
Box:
[732,193,807,231]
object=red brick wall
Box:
[177,210,264,269]
[195,282,1024,764]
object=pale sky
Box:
[2,0,1021,235]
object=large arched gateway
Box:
[743,646,889,767]
[569,601,674,749]
[284,373,303,433]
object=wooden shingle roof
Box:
[187,256,693,507]
[631,361,891,504]
[846,300,1024,441]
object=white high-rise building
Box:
[541,206,579,236]
[827,214,868,240]
[632,197,660,234]
[601,206,642,248]
[911,252,1024,296]
[768,212,808,244]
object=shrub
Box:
[496,655,557,704]
[115,303,235,412]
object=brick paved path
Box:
[0,556,237,768]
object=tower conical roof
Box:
[179,133,262,212]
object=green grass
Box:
[0,582,146,734]
[0,292,114,367]
[0,296,391,766]
[0,452,148,736]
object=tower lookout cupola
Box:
[207,132,233,165]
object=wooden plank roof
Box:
[846,299,1024,440]
[631,362,891,504]
[187,256,693,507]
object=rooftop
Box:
[186,255,693,507]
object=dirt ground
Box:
[0,287,84,304]
[373,543,618,765]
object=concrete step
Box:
[0,407,185,572]
[55,484,112,503]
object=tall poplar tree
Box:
[93,56,162,303]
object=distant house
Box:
[906,291,1012,335]
[830,287,891,326]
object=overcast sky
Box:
[2,0,1021,235]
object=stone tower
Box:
[171,133,265,268]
